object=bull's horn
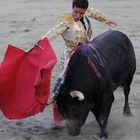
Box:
[70,90,84,101]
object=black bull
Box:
[55,30,136,138]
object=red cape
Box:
[0,38,57,119]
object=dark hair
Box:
[72,0,89,9]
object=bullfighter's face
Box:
[72,7,87,22]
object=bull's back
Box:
[91,30,136,85]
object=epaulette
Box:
[60,12,74,27]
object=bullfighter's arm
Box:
[86,8,117,26]
[41,21,68,41]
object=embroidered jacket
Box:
[44,7,109,55]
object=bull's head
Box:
[56,90,91,136]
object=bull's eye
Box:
[70,107,76,113]
[70,106,78,117]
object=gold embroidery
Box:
[75,30,85,35]
[46,22,67,41]
[64,39,78,47]
[60,13,75,27]
[86,7,109,23]
[76,36,87,41]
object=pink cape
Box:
[0,37,57,119]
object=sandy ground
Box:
[0,0,140,140]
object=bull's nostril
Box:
[67,125,81,136]
[68,130,80,136]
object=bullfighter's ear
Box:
[70,90,84,101]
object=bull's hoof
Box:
[100,136,108,140]
[123,104,133,117]
[123,111,133,117]
[123,109,133,117]
[100,130,108,140]
[100,137,106,140]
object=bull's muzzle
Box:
[67,124,81,136]
[66,120,82,136]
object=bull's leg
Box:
[123,86,133,116]
[91,92,114,139]
[122,73,134,116]
[91,107,108,139]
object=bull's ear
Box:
[70,90,84,101]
